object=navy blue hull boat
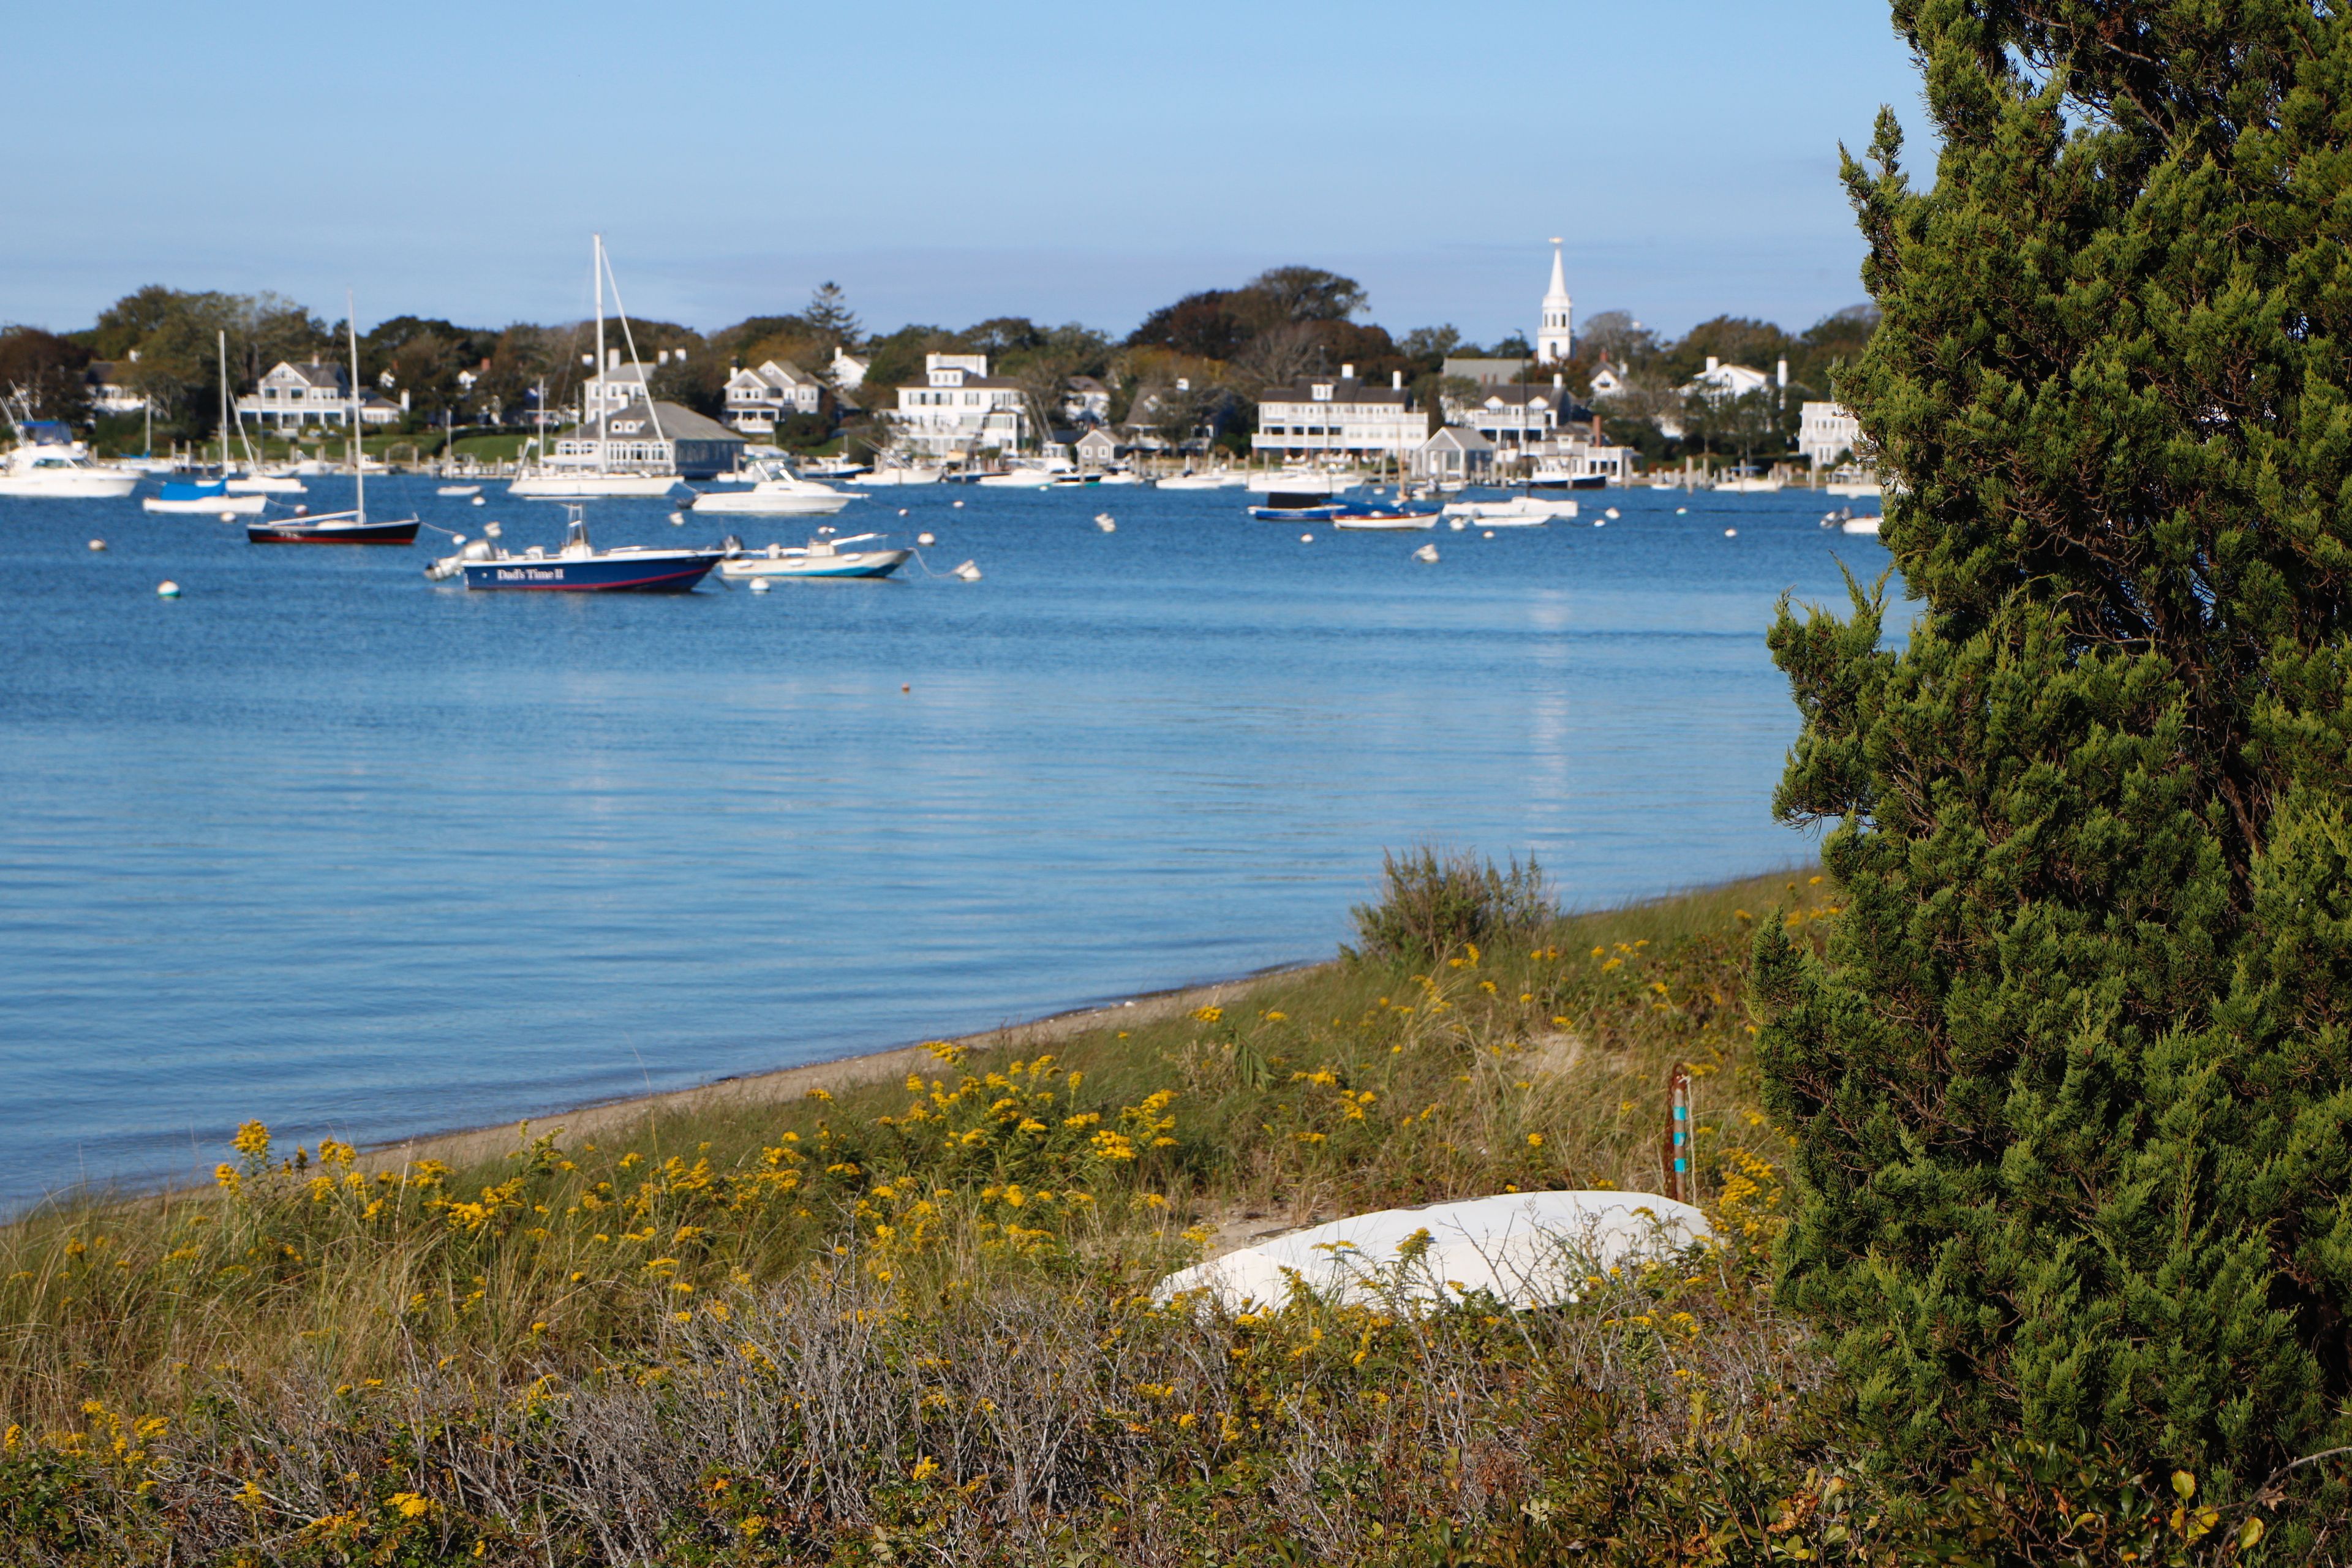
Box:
[426,505,720,592]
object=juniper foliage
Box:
[1756,0,2352,1519]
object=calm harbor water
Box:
[0,476,1887,1209]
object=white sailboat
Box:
[144,355,267,513]
[510,235,683,499]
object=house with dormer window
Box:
[1251,365,1420,460]
[723,360,824,434]
[239,360,356,428]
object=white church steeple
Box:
[1537,238,1573,363]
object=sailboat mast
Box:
[347,292,365,522]
[216,330,230,473]
[594,233,607,459]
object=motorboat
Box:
[1329,502,1441,532]
[848,464,943,487]
[1245,469,1352,496]
[798,454,869,481]
[1093,467,1142,486]
[1442,496,1578,526]
[1245,469,1359,520]
[0,418,140,499]
[143,480,268,515]
[425,505,720,592]
[224,471,306,494]
[1526,459,1607,490]
[437,483,481,497]
[1714,474,1784,494]
[688,459,858,516]
[717,530,910,581]
[1841,515,1883,535]
[1158,469,1247,489]
[976,458,1077,488]
[509,469,680,499]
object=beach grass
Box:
[0,865,1855,1565]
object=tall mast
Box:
[216,330,230,472]
[347,292,366,522]
[594,233,607,461]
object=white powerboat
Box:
[717,530,910,580]
[1246,469,1354,496]
[509,469,680,499]
[225,472,306,494]
[688,459,858,516]
[0,420,140,499]
[1841,515,1883,535]
[437,483,481,497]
[1442,496,1578,526]
[976,458,1076,488]
[1158,470,1248,489]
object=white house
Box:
[240,360,359,428]
[1587,362,1630,401]
[893,353,1026,456]
[723,360,824,434]
[830,347,869,391]
[1798,401,1861,467]
[1253,366,1421,461]
[1453,379,1591,456]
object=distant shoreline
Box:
[352,959,1327,1177]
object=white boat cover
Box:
[1152,1189,1711,1313]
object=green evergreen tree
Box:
[1756,0,2352,1523]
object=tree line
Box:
[2,268,1875,466]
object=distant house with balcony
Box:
[240,360,353,428]
[893,353,1027,456]
[723,360,824,434]
[1452,380,1596,458]
[1798,401,1860,467]
[1253,366,1420,460]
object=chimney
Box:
[400,389,410,412]
[1706,355,1719,374]
[1341,363,1355,379]
[1777,358,1789,388]
[1552,372,1562,389]
[608,349,620,370]
[1392,369,1403,390]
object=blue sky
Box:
[4,1,1925,344]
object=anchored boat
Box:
[425,505,720,591]
[717,530,910,581]
[249,303,420,545]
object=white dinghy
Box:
[1153,1189,1713,1314]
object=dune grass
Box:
[0,868,1855,1565]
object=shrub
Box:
[1756,0,2352,1536]
[1348,847,1553,966]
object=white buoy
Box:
[748,577,772,593]
[1675,507,1687,515]
[451,533,467,546]
[668,511,685,526]
[1096,517,1116,532]
[87,539,106,552]
[952,560,982,581]
[156,579,181,598]
[951,500,964,509]
[917,532,936,546]
[1604,507,1621,519]
[1412,543,1439,564]
[1299,532,1314,543]
[1725,527,1738,537]
[484,521,502,538]
[1594,519,1606,527]
[1482,530,1496,538]
[1094,511,1114,526]
[1449,518,1466,531]
[217,511,236,522]
[898,508,909,517]
[471,496,485,507]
